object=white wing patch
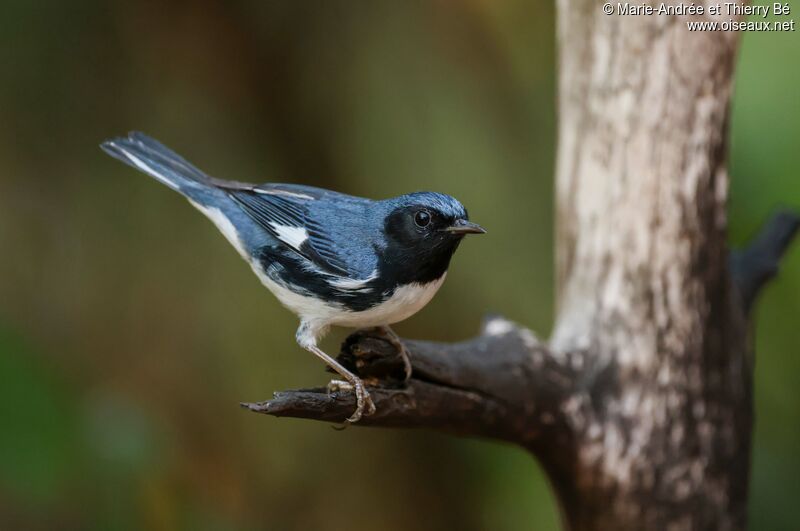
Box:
[270,223,308,250]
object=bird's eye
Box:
[414,210,431,228]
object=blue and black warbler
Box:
[101,132,485,422]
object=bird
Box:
[100,132,485,423]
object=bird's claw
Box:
[400,348,413,382]
[327,378,376,423]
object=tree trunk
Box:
[551,3,748,529]
[244,5,800,530]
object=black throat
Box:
[377,236,463,286]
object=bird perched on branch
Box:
[101,132,485,422]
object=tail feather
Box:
[100,132,214,193]
[101,131,274,257]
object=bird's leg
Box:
[305,344,375,422]
[373,325,413,382]
[296,323,375,423]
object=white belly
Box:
[329,274,447,328]
[252,262,446,329]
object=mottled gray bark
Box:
[243,4,800,530]
[549,1,749,528]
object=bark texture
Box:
[243,4,800,530]
[550,2,748,529]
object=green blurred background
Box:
[0,1,796,530]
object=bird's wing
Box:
[226,185,378,279]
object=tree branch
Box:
[242,317,575,444]
[731,210,800,313]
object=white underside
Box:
[189,200,248,259]
[253,263,446,331]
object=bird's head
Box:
[380,192,485,284]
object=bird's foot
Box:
[371,326,412,382]
[327,377,376,423]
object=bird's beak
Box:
[442,219,486,235]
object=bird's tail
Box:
[100,132,218,198]
[101,132,271,257]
